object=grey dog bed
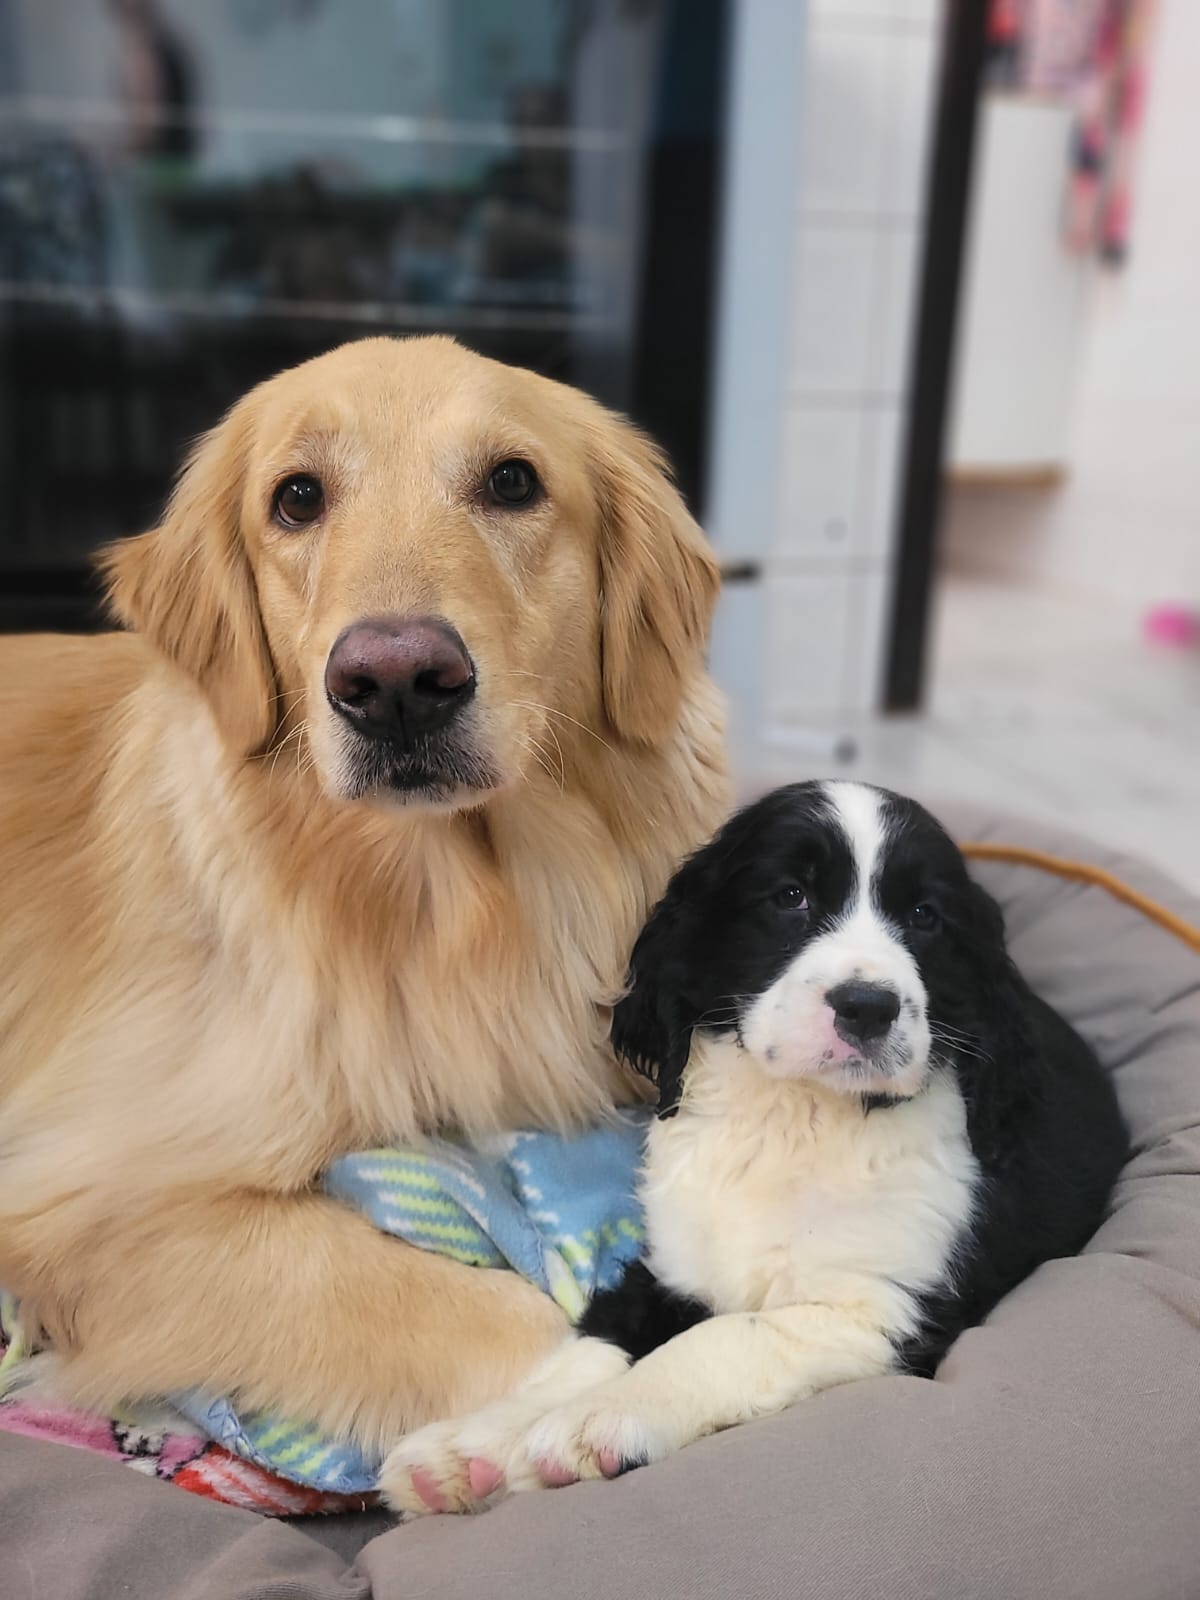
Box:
[3,805,1199,1600]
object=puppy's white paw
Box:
[380,1399,536,1515]
[379,1337,634,1515]
[382,1337,640,1510]
[518,1388,672,1489]
[379,1417,476,1516]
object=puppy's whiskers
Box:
[930,1025,993,1065]
[694,1006,740,1030]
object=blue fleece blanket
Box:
[174,1116,649,1494]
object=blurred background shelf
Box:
[0,94,632,152]
[0,283,614,330]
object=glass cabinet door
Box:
[0,0,727,628]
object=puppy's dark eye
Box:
[773,884,809,913]
[273,474,324,529]
[908,903,940,932]
[487,458,539,507]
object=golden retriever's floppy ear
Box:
[593,419,721,746]
[98,401,276,756]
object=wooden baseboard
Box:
[946,463,1067,490]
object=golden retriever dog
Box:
[0,336,728,1457]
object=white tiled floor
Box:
[735,573,1200,895]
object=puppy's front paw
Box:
[519,1390,669,1489]
[379,1417,476,1516]
[380,1395,557,1515]
[380,1338,634,1514]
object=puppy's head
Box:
[613,780,1015,1115]
[101,336,718,811]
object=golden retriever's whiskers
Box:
[254,720,306,760]
[519,732,564,793]
[269,687,308,711]
[540,717,566,780]
[523,748,555,788]
[271,722,309,754]
[264,721,311,783]
[509,701,615,756]
[519,729,564,792]
[295,727,317,781]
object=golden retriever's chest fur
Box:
[0,648,727,1218]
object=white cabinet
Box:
[947,95,1092,479]
[777,407,903,565]
[765,569,893,724]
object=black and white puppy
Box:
[384,781,1126,1512]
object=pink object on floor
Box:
[1144,605,1200,647]
[0,1391,377,1516]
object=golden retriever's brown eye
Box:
[273,474,324,529]
[487,459,539,507]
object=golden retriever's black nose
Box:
[827,981,901,1047]
[325,617,475,744]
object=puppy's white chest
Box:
[641,1044,979,1318]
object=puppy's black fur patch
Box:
[580,1261,711,1360]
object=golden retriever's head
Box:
[101,337,719,811]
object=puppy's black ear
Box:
[963,877,1007,949]
[611,895,696,1120]
[956,878,1042,1149]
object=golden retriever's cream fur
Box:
[0,336,727,1454]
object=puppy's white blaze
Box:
[823,778,888,899]
[743,780,931,1096]
[823,779,894,965]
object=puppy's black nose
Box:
[827,981,901,1047]
[325,616,475,745]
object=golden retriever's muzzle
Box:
[324,615,494,803]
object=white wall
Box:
[709,0,942,752]
[943,0,1200,613]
